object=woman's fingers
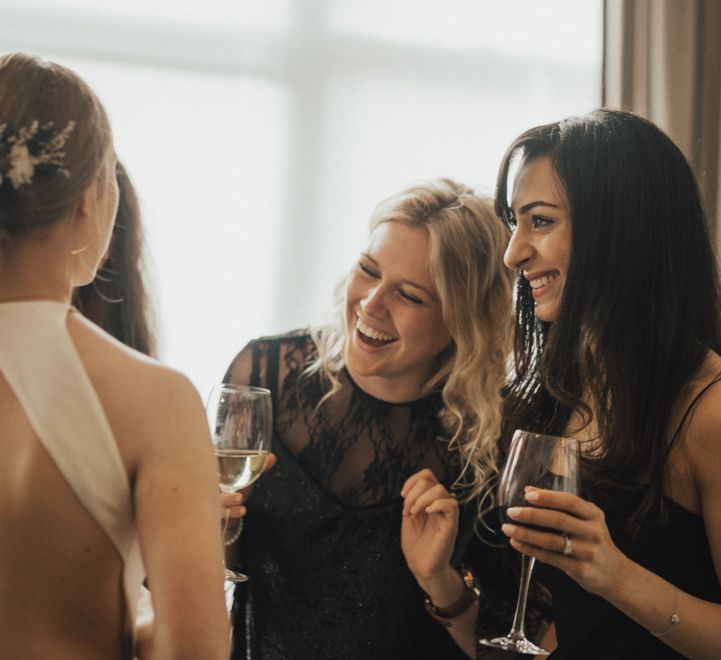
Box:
[400,468,438,498]
[220,492,246,519]
[502,523,589,559]
[401,469,440,515]
[221,492,244,507]
[524,487,600,520]
[505,504,588,538]
[225,503,247,519]
[409,483,454,516]
[262,452,277,473]
[507,537,578,570]
[423,496,459,517]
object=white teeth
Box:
[356,317,397,342]
[529,273,559,289]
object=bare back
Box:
[0,301,229,660]
[0,302,141,659]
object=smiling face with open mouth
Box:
[344,220,451,403]
[504,155,572,323]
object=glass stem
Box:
[508,554,535,640]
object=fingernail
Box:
[507,507,522,518]
[235,494,243,503]
[502,523,516,535]
[525,490,540,501]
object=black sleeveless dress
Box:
[224,332,534,660]
[536,378,721,659]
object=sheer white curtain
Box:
[1,0,603,398]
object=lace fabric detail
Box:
[253,333,455,506]
[225,333,547,659]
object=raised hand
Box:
[400,468,459,588]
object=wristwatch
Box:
[423,565,481,628]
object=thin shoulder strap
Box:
[248,339,280,411]
[666,372,721,457]
[249,342,262,387]
[265,339,281,414]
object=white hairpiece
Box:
[0,120,76,190]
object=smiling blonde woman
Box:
[220,178,522,659]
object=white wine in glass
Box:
[207,384,272,583]
[479,429,580,655]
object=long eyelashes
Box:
[359,262,379,278]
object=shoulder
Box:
[67,311,205,434]
[674,352,721,494]
[224,329,313,386]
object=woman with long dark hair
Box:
[407,109,721,658]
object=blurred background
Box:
[1,0,718,400]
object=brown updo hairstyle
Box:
[0,53,113,240]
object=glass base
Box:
[478,634,549,656]
[224,568,248,583]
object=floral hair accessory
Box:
[0,120,76,190]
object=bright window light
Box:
[0,0,602,400]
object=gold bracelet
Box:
[651,587,680,638]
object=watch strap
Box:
[423,566,480,627]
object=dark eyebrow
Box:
[515,200,562,215]
[360,253,438,302]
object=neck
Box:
[0,234,73,304]
[345,365,430,404]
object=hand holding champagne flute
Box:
[206,384,273,583]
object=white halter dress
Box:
[0,300,146,648]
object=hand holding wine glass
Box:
[206,384,272,583]
[479,430,580,656]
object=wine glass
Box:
[479,430,580,655]
[206,383,273,583]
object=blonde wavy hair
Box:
[308,178,514,512]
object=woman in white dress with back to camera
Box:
[0,53,228,660]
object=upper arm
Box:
[684,390,721,585]
[67,314,228,656]
[131,369,229,657]
[224,341,255,386]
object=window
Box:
[1,0,602,398]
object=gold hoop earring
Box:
[70,243,91,255]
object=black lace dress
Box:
[223,332,529,660]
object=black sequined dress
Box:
[224,332,528,660]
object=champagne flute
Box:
[206,383,272,583]
[479,430,580,655]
